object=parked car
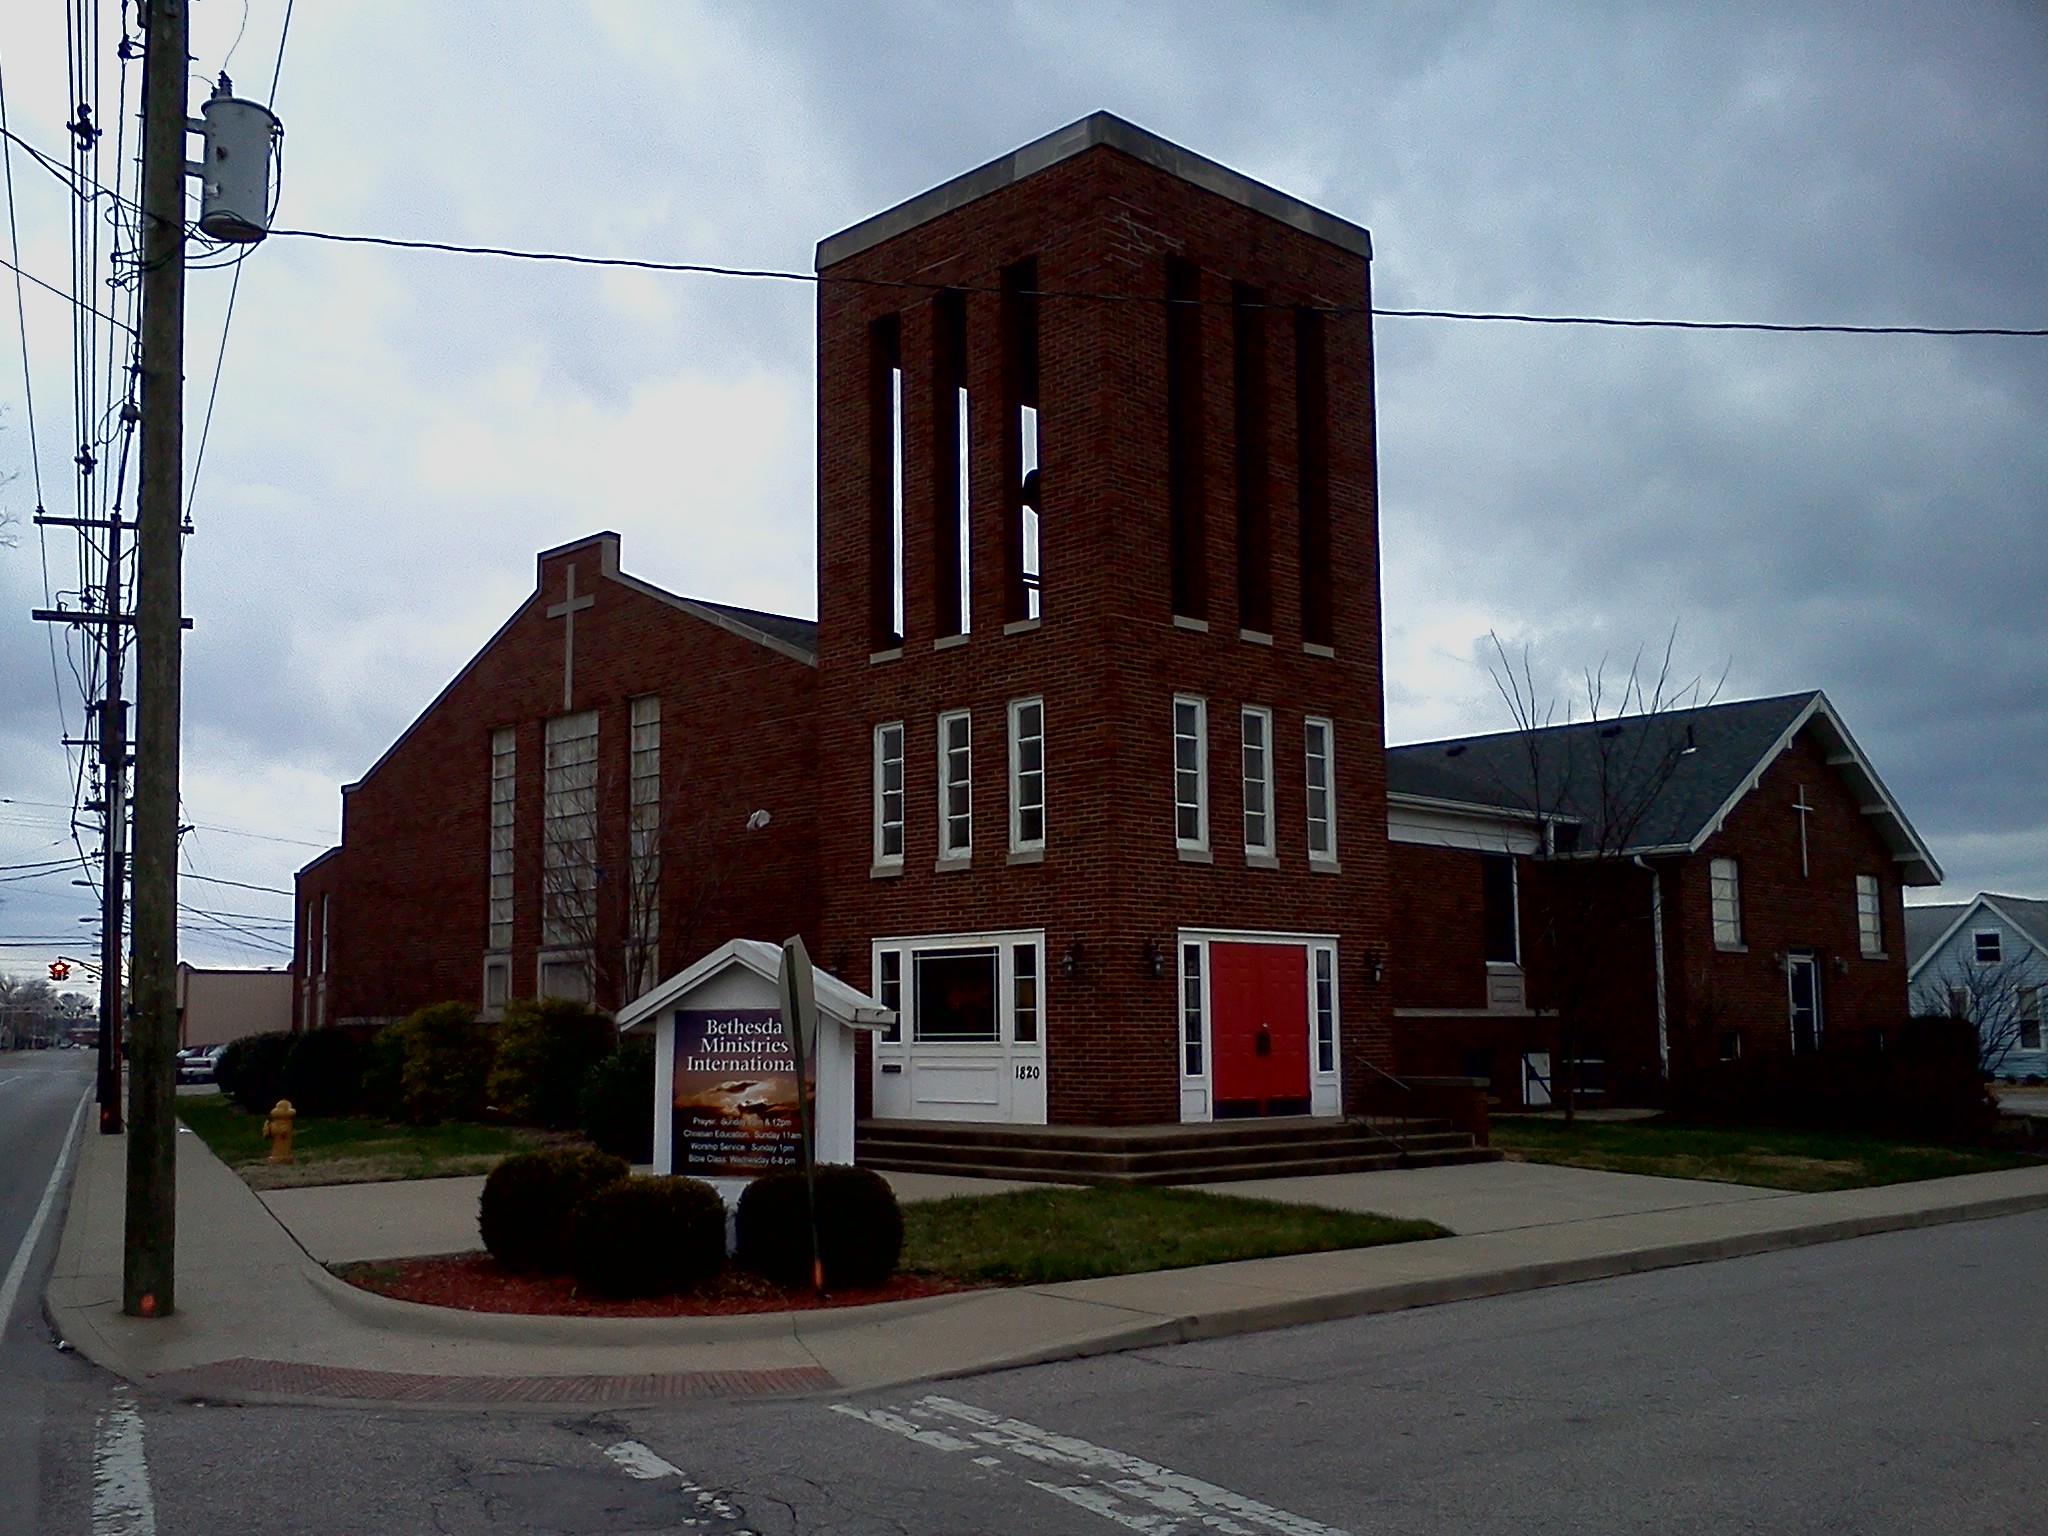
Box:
[176,1045,226,1084]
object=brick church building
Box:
[293,113,1941,1125]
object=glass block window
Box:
[487,727,515,951]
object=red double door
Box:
[1210,942,1311,1118]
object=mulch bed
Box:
[333,1252,972,1317]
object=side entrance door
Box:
[1210,942,1310,1118]
[1787,951,1823,1054]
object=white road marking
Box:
[0,1085,89,1332]
[833,1393,1352,1536]
[600,1440,746,1527]
[92,1388,156,1536]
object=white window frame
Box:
[1009,697,1046,853]
[1174,695,1209,854]
[2019,987,2042,1052]
[1241,706,1274,859]
[1304,716,1337,866]
[873,721,906,869]
[937,710,972,863]
[1710,857,1744,950]
[1855,874,1883,958]
[1974,929,2003,964]
[486,726,515,953]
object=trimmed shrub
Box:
[397,1001,495,1124]
[216,1031,294,1115]
[577,1037,656,1163]
[282,1027,368,1118]
[490,997,618,1129]
[735,1166,903,1290]
[478,1147,630,1273]
[361,1020,410,1120]
[571,1176,728,1298]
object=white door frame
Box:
[870,929,1048,1124]
[1177,927,1341,1124]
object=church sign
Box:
[670,1007,814,1177]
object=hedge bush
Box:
[490,997,618,1129]
[571,1176,727,1298]
[735,1165,903,1290]
[478,1147,630,1273]
[361,1021,409,1120]
[216,1031,294,1114]
[578,1036,656,1162]
[281,1027,368,1118]
[396,1001,495,1124]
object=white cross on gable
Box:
[546,563,596,711]
[1792,784,1814,878]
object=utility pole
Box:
[97,544,127,1134]
[125,0,189,1319]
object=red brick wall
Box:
[1389,843,1490,1011]
[1665,727,1911,1070]
[815,144,1393,1124]
[293,535,819,1025]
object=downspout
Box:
[1635,855,1668,1077]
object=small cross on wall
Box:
[1791,784,1814,878]
[546,563,595,712]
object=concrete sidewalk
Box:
[46,1127,2048,1410]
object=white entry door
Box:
[871,932,1047,1124]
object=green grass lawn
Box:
[900,1185,1447,1285]
[1490,1115,2042,1192]
[176,1095,565,1188]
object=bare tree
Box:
[1486,627,1724,1122]
[1919,952,2046,1078]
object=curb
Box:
[905,1184,2048,1387]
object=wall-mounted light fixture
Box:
[1141,939,1166,979]
[1364,947,1385,984]
[1832,954,1848,976]
[1060,941,1084,980]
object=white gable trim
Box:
[1908,895,2048,984]
[1388,793,1545,855]
[1684,692,1943,885]
[615,937,894,1034]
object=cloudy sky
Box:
[1,0,2043,976]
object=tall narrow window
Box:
[877,949,902,1042]
[1174,695,1209,852]
[1710,858,1743,949]
[938,710,972,860]
[1003,259,1043,623]
[2020,988,2043,1052]
[1855,874,1883,957]
[626,695,660,995]
[1241,706,1273,857]
[541,710,599,957]
[1013,942,1039,1043]
[1314,947,1336,1074]
[873,722,905,867]
[868,314,905,648]
[1295,306,1333,647]
[487,727,515,951]
[1181,943,1205,1076]
[1166,257,1207,620]
[1304,716,1336,863]
[932,289,971,637]
[1233,282,1271,635]
[1482,854,1519,964]
[1009,697,1045,852]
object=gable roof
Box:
[1903,903,1968,968]
[615,937,893,1034]
[343,534,814,794]
[815,110,1371,270]
[1386,690,1943,884]
[1907,893,2048,979]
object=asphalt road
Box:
[0,1049,100,1536]
[6,1083,2045,1533]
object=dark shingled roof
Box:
[687,599,817,661]
[1389,693,1817,849]
[1387,691,1943,884]
[1904,904,1969,968]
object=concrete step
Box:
[858,1115,1451,1156]
[857,1128,1481,1178]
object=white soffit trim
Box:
[1387,796,1543,854]
[1683,692,1944,886]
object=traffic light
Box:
[49,959,71,981]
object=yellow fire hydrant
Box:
[263,1099,297,1164]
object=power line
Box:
[263,226,2048,338]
